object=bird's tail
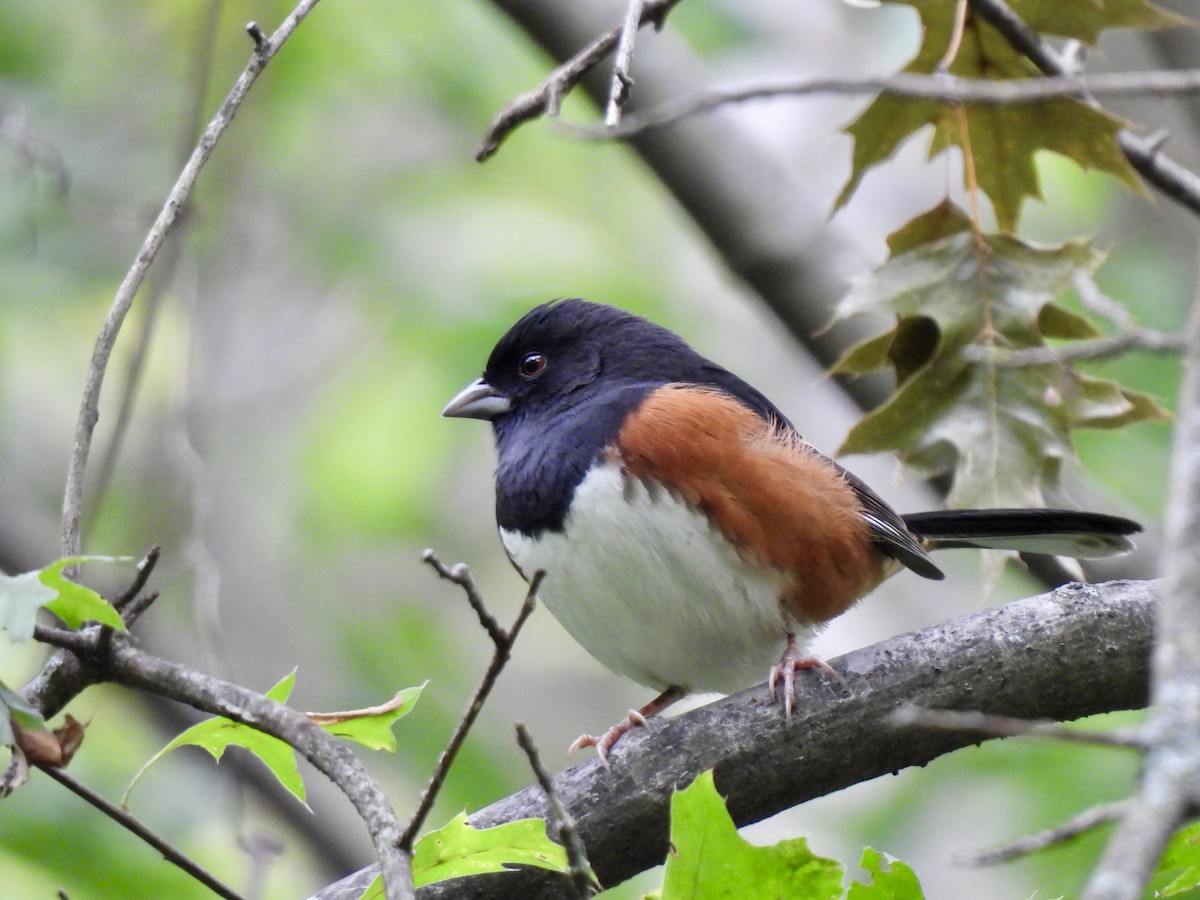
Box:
[901,509,1141,559]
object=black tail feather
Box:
[901,509,1141,559]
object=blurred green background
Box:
[0,1,1192,897]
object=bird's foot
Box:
[568,712,645,767]
[568,685,685,766]
[768,635,838,720]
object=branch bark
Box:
[311,578,1156,899]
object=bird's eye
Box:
[519,352,548,379]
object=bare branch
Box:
[967,329,1184,367]
[515,723,596,899]
[560,69,1200,141]
[421,549,506,646]
[1073,271,1135,331]
[889,705,1145,749]
[476,0,684,160]
[1081,248,1200,896]
[399,561,542,850]
[604,0,645,127]
[60,0,326,566]
[937,0,970,73]
[37,763,246,900]
[958,800,1129,867]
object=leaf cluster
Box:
[830,0,1177,509]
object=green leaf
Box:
[40,557,129,632]
[835,233,1168,509]
[411,812,574,887]
[1153,821,1200,897]
[0,571,56,643]
[124,670,307,807]
[310,682,425,752]
[1038,303,1104,340]
[659,770,844,899]
[887,199,973,257]
[358,874,384,900]
[848,847,924,899]
[1012,0,1186,45]
[835,0,1162,230]
[0,556,129,642]
[0,680,46,747]
[832,330,899,376]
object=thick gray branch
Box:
[313,579,1156,899]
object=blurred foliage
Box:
[0,0,1187,898]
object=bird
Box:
[442,299,1141,762]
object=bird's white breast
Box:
[500,461,813,694]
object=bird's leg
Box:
[569,685,686,766]
[769,633,837,720]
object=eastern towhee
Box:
[443,299,1141,761]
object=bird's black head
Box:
[442,298,795,534]
[442,299,698,424]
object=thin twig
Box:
[476,0,683,160]
[889,705,1146,749]
[969,329,1184,367]
[957,800,1129,866]
[36,763,247,900]
[605,0,645,127]
[966,0,1200,217]
[937,0,970,73]
[515,722,596,899]
[399,563,542,849]
[112,546,161,613]
[559,69,1200,141]
[1073,270,1136,331]
[60,0,325,567]
[421,549,506,646]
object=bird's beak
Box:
[442,378,511,420]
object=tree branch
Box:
[959,800,1129,867]
[604,0,646,126]
[37,763,246,900]
[477,0,683,160]
[31,625,413,900]
[399,557,542,850]
[1081,267,1200,896]
[562,68,1200,140]
[311,578,1157,899]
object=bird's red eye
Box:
[519,352,547,379]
